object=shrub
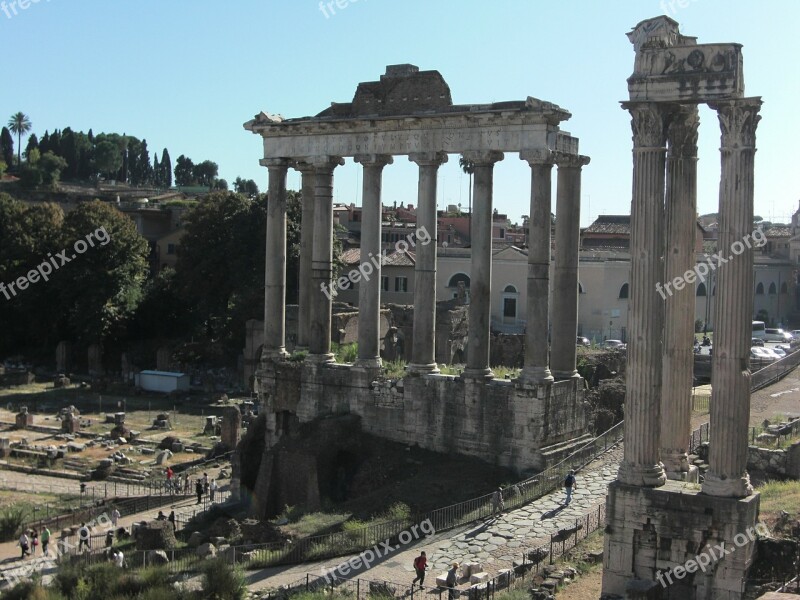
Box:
[0,506,25,541]
[200,558,247,600]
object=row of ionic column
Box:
[260,150,589,382]
[619,98,762,498]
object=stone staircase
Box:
[61,458,91,478]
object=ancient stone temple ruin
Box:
[242,64,591,516]
[601,17,762,600]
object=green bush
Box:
[0,506,25,541]
[200,558,247,600]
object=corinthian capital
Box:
[623,102,670,149]
[710,97,763,151]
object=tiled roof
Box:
[583,215,630,235]
[341,248,416,266]
[764,225,791,238]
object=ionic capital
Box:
[667,105,700,158]
[461,150,504,166]
[259,158,291,172]
[622,101,671,149]
[520,149,554,166]
[554,153,591,169]
[354,154,394,168]
[710,97,763,151]
[409,151,448,167]
[308,155,345,173]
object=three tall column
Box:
[408,152,447,373]
[703,98,762,498]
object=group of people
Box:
[164,468,218,504]
[18,526,50,559]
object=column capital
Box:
[622,101,672,149]
[554,153,591,169]
[709,97,763,151]
[259,158,291,171]
[409,151,448,167]
[354,154,394,168]
[308,155,345,171]
[292,160,315,174]
[519,149,554,166]
[667,105,700,158]
[461,150,504,166]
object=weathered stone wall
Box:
[747,441,800,478]
[257,362,589,475]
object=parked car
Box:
[764,328,793,342]
[751,338,765,347]
[576,336,590,347]
[603,339,626,350]
[775,343,793,354]
[750,347,777,363]
[772,346,787,358]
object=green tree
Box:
[213,178,228,190]
[0,160,6,179]
[93,141,122,179]
[24,133,38,160]
[234,177,260,198]
[193,160,218,189]
[152,152,160,186]
[7,112,32,165]
[161,148,172,187]
[174,154,194,186]
[38,151,68,187]
[0,127,13,166]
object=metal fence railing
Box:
[689,422,711,455]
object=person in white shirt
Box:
[111,508,120,527]
[19,532,30,559]
[114,549,124,568]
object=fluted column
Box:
[261,158,290,360]
[519,150,555,384]
[308,156,344,363]
[661,106,700,479]
[703,98,762,498]
[296,162,316,350]
[462,151,504,380]
[550,153,590,379]
[618,102,670,487]
[408,152,447,374]
[354,154,393,369]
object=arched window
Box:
[504,284,517,294]
[769,282,777,295]
[781,282,788,294]
[618,283,629,299]
[448,273,471,288]
[756,282,764,295]
[696,282,707,297]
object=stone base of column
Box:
[617,460,666,487]
[353,358,382,370]
[665,464,699,484]
[461,367,494,381]
[662,451,690,476]
[305,353,335,365]
[517,366,554,386]
[702,470,753,498]
[262,348,289,361]
[551,369,579,380]
[407,362,439,375]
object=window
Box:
[447,273,471,288]
[498,228,505,239]
[769,282,777,295]
[167,243,176,255]
[619,283,629,299]
[503,297,517,318]
[504,285,517,293]
[395,277,408,292]
[381,276,389,292]
[696,282,707,297]
[756,282,764,295]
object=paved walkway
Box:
[243,445,623,593]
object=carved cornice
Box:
[308,156,345,172]
[710,97,762,151]
[408,151,449,167]
[460,150,504,166]
[623,102,670,149]
[353,154,394,168]
[667,106,700,158]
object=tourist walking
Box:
[41,526,51,557]
[168,510,176,532]
[412,551,428,587]
[202,472,209,495]
[19,531,30,559]
[111,508,120,528]
[491,487,504,515]
[446,562,459,600]
[209,479,218,502]
[563,470,577,505]
[195,479,203,504]
[30,529,38,556]
[78,522,91,552]
[184,474,191,494]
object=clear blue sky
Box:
[3,0,797,226]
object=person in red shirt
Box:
[412,551,428,587]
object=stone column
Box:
[354,154,393,368]
[408,152,448,374]
[308,156,344,363]
[703,98,762,498]
[617,102,669,487]
[296,162,316,350]
[519,150,554,384]
[260,158,290,359]
[660,106,700,480]
[550,153,589,379]
[462,151,504,379]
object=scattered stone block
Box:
[435,574,450,587]
[196,542,216,558]
[155,450,173,465]
[147,550,169,565]
[187,532,204,548]
[469,572,489,584]
[141,447,155,455]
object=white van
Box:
[764,328,793,342]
